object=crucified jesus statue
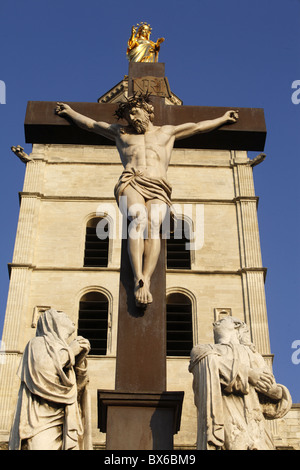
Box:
[55,95,238,308]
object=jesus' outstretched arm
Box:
[55,102,119,141]
[165,110,239,140]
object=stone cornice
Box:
[18,192,259,205]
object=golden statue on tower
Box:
[127,22,165,63]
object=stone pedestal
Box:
[98,391,184,450]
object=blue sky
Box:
[0,0,299,402]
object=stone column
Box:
[233,157,271,357]
[0,153,46,436]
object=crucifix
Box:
[24,58,266,450]
[54,62,237,448]
[55,72,238,310]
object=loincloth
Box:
[114,168,172,205]
[114,168,177,227]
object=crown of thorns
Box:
[114,92,153,120]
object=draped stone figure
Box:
[189,316,292,450]
[9,309,92,450]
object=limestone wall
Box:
[274,405,300,450]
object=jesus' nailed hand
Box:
[55,96,238,308]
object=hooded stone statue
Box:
[9,308,92,450]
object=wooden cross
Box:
[25,63,266,151]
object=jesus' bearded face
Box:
[125,106,150,134]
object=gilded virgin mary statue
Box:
[127,22,164,63]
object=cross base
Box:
[97,390,184,450]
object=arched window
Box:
[84,217,109,267]
[77,291,109,355]
[166,218,191,269]
[166,292,193,356]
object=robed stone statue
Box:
[9,309,92,450]
[189,316,292,450]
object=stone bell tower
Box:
[0,48,299,449]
